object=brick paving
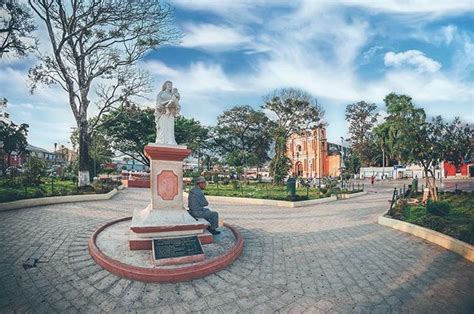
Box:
[0,188,473,313]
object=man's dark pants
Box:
[190,208,219,230]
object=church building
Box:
[286,128,345,178]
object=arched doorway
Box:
[296,162,303,177]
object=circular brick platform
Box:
[88,217,244,283]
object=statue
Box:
[155,80,180,145]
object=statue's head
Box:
[161,80,173,91]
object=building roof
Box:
[26,144,53,154]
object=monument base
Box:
[129,204,211,250]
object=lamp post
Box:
[318,129,321,188]
[52,142,57,195]
[340,137,344,188]
[195,137,201,174]
[382,147,385,181]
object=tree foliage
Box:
[22,155,45,185]
[96,104,155,166]
[175,115,209,153]
[0,0,36,57]
[263,88,325,183]
[443,118,472,169]
[343,152,361,176]
[95,105,209,167]
[213,105,272,168]
[0,120,29,169]
[345,101,378,166]
[28,0,178,185]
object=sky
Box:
[1,0,473,151]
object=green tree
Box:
[89,132,114,177]
[443,118,472,172]
[96,104,155,166]
[70,125,114,177]
[28,0,178,186]
[403,116,445,183]
[343,152,361,176]
[0,0,36,57]
[213,105,272,169]
[263,88,325,183]
[22,155,45,186]
[372,122,393,167]
[0,121,29,170]
[97,105,209,167]
[345,101,379,166]
[175,115,209,153]
[378,93,444,193]
[381,93,426,163]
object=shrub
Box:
[286,195,309,201]
[319,187,328,194]
[426,200,451,217]
[222,178,230,185]
[33,190,45,198]
[413,215,447,232]
[402,205,426,221]
[230,180,239,190]
[0,190,23,202]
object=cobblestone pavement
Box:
[1,189,473,313]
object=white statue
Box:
[155,80,180,145]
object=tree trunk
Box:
[78,119,90,187]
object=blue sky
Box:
[1,0,473,151]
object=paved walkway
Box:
[0,189,473,313]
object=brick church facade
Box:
[286,128,344,178]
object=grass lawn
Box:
[397,192,474,244]
[0,177,115,203]
[185,181,363,201]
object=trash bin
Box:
[412,178,418,195]
[287,177,296,200]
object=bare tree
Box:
[27,0,179,186]
[0,0,37,57]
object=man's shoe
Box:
[207,228,221,235]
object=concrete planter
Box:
[0,185,124,212]
[336,191,367,199]
[378,215,474,262]
[184,192,336,208]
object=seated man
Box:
[188,177,221,235]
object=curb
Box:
[336,191,367,199]
[88,217,244,283]
[183,192,336,208]
[0,185,124,212]
[378,215,474,262]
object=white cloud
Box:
[384,50,442,73]
[442,25,457,45]
[180,23,251,51]
[362,46,384,63]
[339,0,474,15]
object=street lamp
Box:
[195,137,201,174]
[318,129,322,188]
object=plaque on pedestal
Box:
[152,236,205,266]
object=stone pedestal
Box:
[129,144,210,250]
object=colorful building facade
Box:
[286,128,344,178]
